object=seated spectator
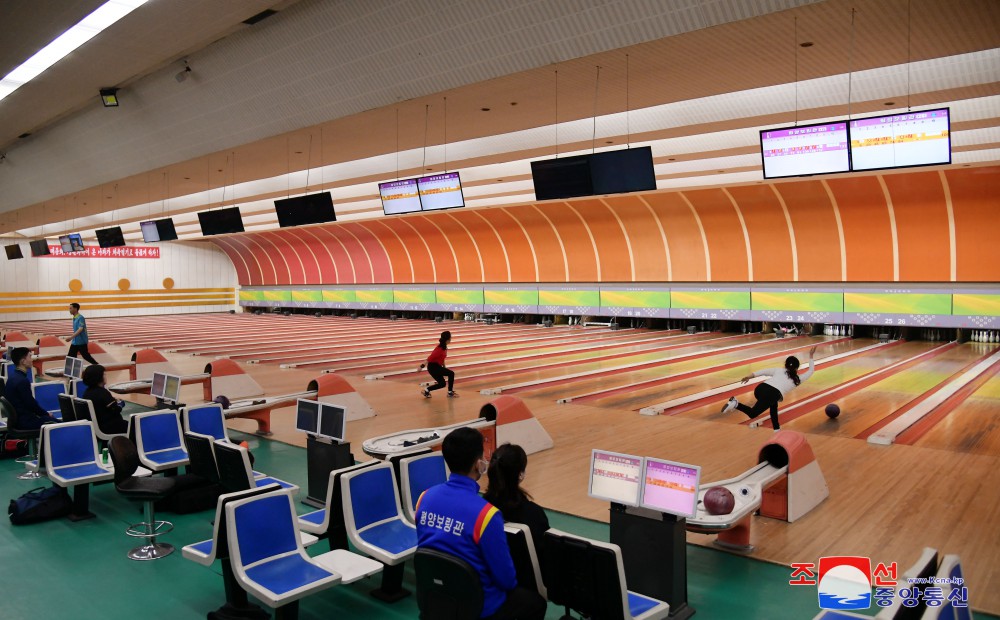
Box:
[415,427,546,620]
[81,364,128,435]
[6,347,58,430]
[483,443,550,560]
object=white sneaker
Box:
[721,397,738,413]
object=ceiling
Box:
[0,0,998,241]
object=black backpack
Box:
[8,486,72,525]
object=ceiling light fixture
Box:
[799,41,814,48]
[0,0,149,104]
[100,88,119,107]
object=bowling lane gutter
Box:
[746,341,957,428]
[484,335,826,396]
[643,339,903,416]
[894,355,1000,445]
[860,346,1000,442]
[558,337,850,405]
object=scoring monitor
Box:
[639,457,701,518]
[850,107,950,171]
[588,449,643,506]
[760,121,850,179]
[295,399,320,434]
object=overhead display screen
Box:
[417,172,465,211]
[760,121,850,179]
[379,179,422,215]
[850,108,950,171]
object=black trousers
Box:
[735,383,784,429]
[484,587,547,620]
[68,343,99,364]
[426,362,454,392]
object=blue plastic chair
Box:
[182,403,229,441]
[298,460,379,546]
[341,462,417,601]
[31,382,67,419]
[213,440,295,492]
[133,410,190,472]
[398,452,448,523]
[226,489,379,618]
[43,420,114,521]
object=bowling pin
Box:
[992,331,997,343]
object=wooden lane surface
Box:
[338,330,697,375]
[14,323,999,615]
[577,337,877,410]
[379,332,748,383]
[491,335,832,400]
[776,343,997,439]
[672,340,942,426]
[913,343,1000,456]
[445,333,772,393]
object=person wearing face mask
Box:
[414,427,546,620]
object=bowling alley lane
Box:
[369,330,719,378]
[777,342,996,438]
[671,339,941,423]
[912,342,1000,456]
[582,337,883,410]
[471,334,826,398]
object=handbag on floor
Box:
[8,485,72,525]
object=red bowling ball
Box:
[703,486,736,515]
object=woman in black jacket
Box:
[81,364,128,435]
[483,443,549,556]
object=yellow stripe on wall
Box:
[0,288,235,299]
[2,299,236,314]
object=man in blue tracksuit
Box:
[415,427,546,619]
[67,302,99,364]
[6,347,59,430]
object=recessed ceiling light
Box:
[294,151,302,154]
[426,168,433,171]
[718,170,725,173]
[605,141,613,144]
[667,158,675,161]
[497,179,504,182]
[217,169,223,172]
[510,102,517,106]
[480,107,490,112]
[183,176,190,180]
[885,101,895,106]
[799,41,813,48]
[18,132,31,139]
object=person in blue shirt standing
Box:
[67,303,99,364]
[415,427,546,620]
[5,347,59,430]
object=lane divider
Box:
[484,335,837,397]
[746,341,956,428]
[639,339,897,416]
[558,337,852,405]
[865,347,1000,445]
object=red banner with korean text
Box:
[43,245,160,259]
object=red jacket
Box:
[426,345,447,365]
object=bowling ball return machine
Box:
[684,430,829,551]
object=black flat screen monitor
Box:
[95,226,126,248]
[319,404,347,443]
[275,192,336,227]
[760,121,850,179]
[141,218,179,242]
[296,399,320,434]
[417,172,465,211]
[29,240,51,256]
[63,356,84,380]
[850,107,951,172]
[68,233,84,252]
[59,235,73,253]
[531,155,593,201]
[379,178,422,215]
[589,146,657,195]
[198,207,245,236]
[4,244,23,260]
